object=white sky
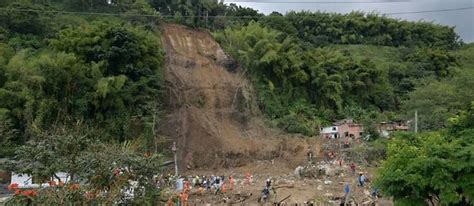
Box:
[225,0,474,43]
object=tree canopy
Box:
[215,21,462,135]
[0,1,165,156]
[375,103,474,205]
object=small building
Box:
[10,172,70,188]
[320,119,364,139]
[320,125,339,139]
[377,121,410,137]
[336,119,363,139]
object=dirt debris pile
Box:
[158,23,313,171]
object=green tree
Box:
[7,124,163,205]
[0,1,53,36]
[375,104,474,205]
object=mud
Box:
[158,23,316,172]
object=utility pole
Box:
[414,110,418,134]
[172,142,178,176]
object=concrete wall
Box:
[320,126,338,138]
[11,172,70,188]
[338,123,363,139]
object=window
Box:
[332,127,336,131]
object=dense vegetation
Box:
[215,20,464,135]
[0,0,164,157]
[376,103,474,205]
[0,0,166,203]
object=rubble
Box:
[317,185,323,191]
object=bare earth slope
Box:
[159,23,313,172]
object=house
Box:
[320,119,364,139]
[10,172,70,188]
[377,121,410,137]
[320,125,339,139]
[335,119,364,139]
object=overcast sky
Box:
[225,0,474,43]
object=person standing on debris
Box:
[265,178,272,188]
[350,163,356,175]
[184,180,191,192]
[203,177,211,192]
[214,176,222,194]
[358,172,366,187]
[371,187,379,199]
[261,187,270,202]
[167,198,174,206]
[179,192,188,206]
[193,176,200,187]
[176,177,184,192]
[245,172,252,185]
[222,182,227,193]
[344,182,350,196]
[307,147,313,164]
[229,175,235,190]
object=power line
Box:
[0,6,472,18]
[385,7,474,15]
[225,0,412,3]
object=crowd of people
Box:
[164,142,377,205]
[166,172,256,206]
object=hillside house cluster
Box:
[320,119,363,139]
[377,121,410,137]
[320,119,409,139]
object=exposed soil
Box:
[158,23,317,172]
[162,159,392,205]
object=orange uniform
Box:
[184,181,190,192]
[179,192,189,206]
[229,176,235,190]
[222,182,227,193]
[245,172,252,185]
[166,199,174,206]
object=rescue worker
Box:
[265,178,272,188]
[184,180,190,192]
[261,187,270,202]
[193,176,200,187]
[307,147,313,164]
[205,177,211,191]
[350,163,356,175]
[214,176,221,194]
[222,182,227,193]
[210,175,216,185]
[245,172,252,185]
[229,175,235,190]
[358,172,366,187]
[179,192,188,206]
[166,198,174,206]
[371,187,379,199]
[197,186,205,195]
[344,183,350,199]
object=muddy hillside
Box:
[158,24,315,172]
